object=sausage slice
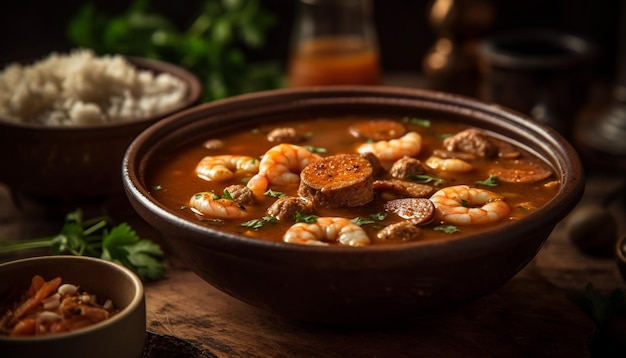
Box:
[298,154,374,208]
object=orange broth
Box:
[147,116,560,246]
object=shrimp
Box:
[246,143,321,196]
[424,156,473,172]
[357,131,422,161]
[195,155,259,181]
[283,217,370,247]
[429,185,511,225]
[189,192,247,219]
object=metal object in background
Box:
[423,0,495,97]
[575,0,626,174]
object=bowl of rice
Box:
[0,49,202,209]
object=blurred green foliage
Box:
[67,0,285,102]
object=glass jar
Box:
[286,0,382,87]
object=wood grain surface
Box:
[143,265,595,358]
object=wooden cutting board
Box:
[143,264,595,358]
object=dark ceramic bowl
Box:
[0,256,146,358]
[616,232,626,283]
[122,86,584,324]
[0,56,202,208]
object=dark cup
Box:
[479,29,597,139]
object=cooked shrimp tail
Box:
[429,185,511,225]
[283,217,370,247]
[189,192,248,219]
[357,131,422,161]
[246,143,321,196]
[195,155,259,181]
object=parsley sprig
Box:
[0,209,165,281]
[476,175,499,187]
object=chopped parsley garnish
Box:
[352,213,386,227]
[434,225,460,234]
[351,217,376,226]
[264,189,285,198]
[295,212,318,223]
[403,117,431,127]
[221,191,233,201]
[241,216,278,229]
[152,185,163,191]
[408,174,444,187]
[369,212,387,221]
[476,175,499,187]
[305,145,328,154]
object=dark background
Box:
[0,0,621,82]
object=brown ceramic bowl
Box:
[0,255,146,358]
[122,86,584,324]
[616,232,626,283]
[0,56,202,209]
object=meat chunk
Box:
[298,154,374,208]
[431,149,476,161]
[489,159,553,183]
[384,198,435,225]
[492,138,521,159]
[224,184,256,205]
[372,179,434,198]
[267,196,313,221]
[389,156,425,179]
[266,127,304,144]
[443,129,499,158]
[377,221,422,242]
[360,151,384,177]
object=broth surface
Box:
[147,116,559,246]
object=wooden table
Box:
[1,79,625,357]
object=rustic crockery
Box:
[0,255,146,358]
[479,29,597,139]
[0,56,202,211]
[122,86,584,324]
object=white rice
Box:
[0,48,189,126]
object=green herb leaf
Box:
[295,212,318,223]
[305,146,328,154]
[578,283,626,326]
[221,189,234,200]
[351,217,376,226]
[264,189,285,198]
[241,216,278,229]
[434,225,460,234]
[66,0,283,102]
[0,209,166,282]
[408,174,444,187]
[476,175,499,187]
[403,117,431,127]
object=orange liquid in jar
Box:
[287,37,382,87]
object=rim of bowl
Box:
[0,56,202,132]
[0,255,144,342]
[123,85,585,262]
